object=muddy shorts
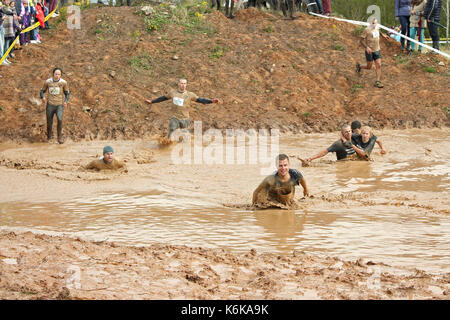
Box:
[365,50,382,62]
[169,117,190,138]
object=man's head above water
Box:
[103,146,114,164]
[276,154,290,178]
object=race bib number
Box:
[49,87,60,95]
[173,97,184,107]
[372,30,379,38]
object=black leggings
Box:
[46,104,64,139]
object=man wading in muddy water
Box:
[145,79,219,140]
[303,124,367,163]
[252,154,310,207]
[85,146,127,171]
[40,67,70,144]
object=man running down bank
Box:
[252,154,310,207]
[145,79,219,139]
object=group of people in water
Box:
[39,70,387,208]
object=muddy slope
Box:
[0,6,449,142]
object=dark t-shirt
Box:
[327,139,356,160]
[259,168,303,204]
[352,134,378,156]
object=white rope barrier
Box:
[309,12,450,59]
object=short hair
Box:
[178,78,187,83]
[276,154,289,163]
[53,67,62,75]
[361,126,372,136]
[341,124,351,132]
[351,120,362,130]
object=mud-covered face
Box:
[361,130,371,143]
[341,126,352,140]
[178,80,187,92]
[277,159,290,178]
[104,152,114,164]
[53,70,62,81]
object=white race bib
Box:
[173,97,184,107]
[49,87,60,95]
[372,30,379,39]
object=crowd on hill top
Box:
[0,0,445,68]
[0,0,132,66]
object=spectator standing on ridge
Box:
[322,0,331,16]
[225,0,235,19]
[424,0,442,52]
[280,0,296,19]
[409,0,427,53]
[4,0,18,59]
[395,0,412,53]
[1,0,14,65]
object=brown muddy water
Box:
[0,129,449,274]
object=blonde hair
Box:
[361,126,372,137]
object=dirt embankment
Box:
[0,6,449,143]
[1,231,449,300]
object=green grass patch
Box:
[263,25,274,33]
[142,1,216,35]
[0,105,3,111]
[424,66,437,73]
[353,25,366,36]
[332,43,346,51]
[303,112,310,117]
[54,7,67,25]
[129,52,154,73]
[209,45,228,60]
[444,106,450,114]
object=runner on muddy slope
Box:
[303,124,367,163]
[252,154,309,206]
[85,146,127,171]
[356,17,390,89]
[40,67,70,144]
[145,78,219,139]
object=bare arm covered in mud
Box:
[306,149,329,162]
[252,177,271,205]
[341,134,369,160]
[300,177,310,197]
[376,139,387,154]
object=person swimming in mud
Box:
[351,120,387,155]
[145,78,219,140]
[85,146,127,171]
[302,124,367,164]
[252,154,310,207]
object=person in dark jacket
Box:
[424,0,442,51]
[395,0,412,53]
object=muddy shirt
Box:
[259,169,303,205]
[353,134,378,156]
[42,78,69,106]
[166,89,199,120]
[361,28,381,52]
[85,158,127,171]
[327,139,356,160]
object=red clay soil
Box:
[0,6,448,142]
